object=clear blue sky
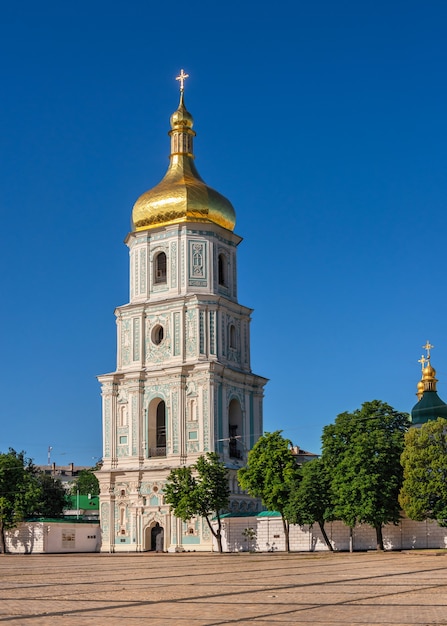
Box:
[1,1,447,465]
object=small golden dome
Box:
[170,94,194,129]
[416,379,424,400]
[131,91,236,233]
[423,363,436,380]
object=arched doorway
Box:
[146,522,164,552]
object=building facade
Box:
[97,76,267,552]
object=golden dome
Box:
[423,363,436,380]
[131,92,236,232]
[416,379,424,400]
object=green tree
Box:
[70,468,100,496]
[0,449,40,553]
[238,431,300,552]
[164,453,230,553]
[322,400,409,551]
[399,417,447,525]
[34,473,68,518]
[284,458,334,551]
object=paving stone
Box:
[0,552,446,624]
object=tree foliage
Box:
[238,431,300,551]
[70,468,100,496]
[164,452,230,553]
[0,449,67,553]
[34,473,68,518]
[399,418,447,526]
[321,400,409,550]
[284,458,334,550]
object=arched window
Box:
[218,253,228,287]
[154,252,167,284]
[156,401,166,448]
[147,398,167,457]
[229,398,243,459]
[229,324,236,349]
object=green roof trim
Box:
[257,511,281,517]
[220,512,260,518]
[26,517,100,524]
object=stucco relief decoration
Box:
[170,241,177,288]
[227,387,244,411]
[209,310,216,354]
[104,397,111,458]
[191,243,204,276]
[202,387,210,450]
[189,240,207,286]
[144,510,164,529]
[139,248,146,294]
[133,318,141,361]
[145,314,171,363]
[139,483,152,496]
[121,319,131,366]
[183,518,199,536]
[171,389,178,454]
[187,440,200,454]
[173,311,181,356]
[185,309,197,357]
[221,315,226,357]
[132,395,137,456]
[232,251,237,297]
[134,251,139,297]
[143,384,169,408]
[202,518,211,540]
[181,241,185,287]
[100,503,109,537]
[186,381,197,397]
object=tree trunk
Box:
[281,515,290,552]
[204,513,224,553]
[375,524,384,551]
[0,523,6,554]
[318,521,333,551]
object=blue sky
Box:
[1,1,447,465]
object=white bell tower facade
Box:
[97,75,267,552]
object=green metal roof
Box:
[411,391,447,425]
[66,495,99,510]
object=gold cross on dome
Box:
[423,340,434,359]
[176,69,189,92]
[418,355,427,371]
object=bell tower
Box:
[97,72,267,552]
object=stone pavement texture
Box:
[0,551,447,625]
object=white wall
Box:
[5,522,100,554]
[215,515,447,552]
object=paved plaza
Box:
[0,551,447,625]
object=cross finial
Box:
[423,340,434,359]
[176,69,189,92]
[418,355,427,371]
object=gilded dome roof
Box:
[131,92,236,232]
